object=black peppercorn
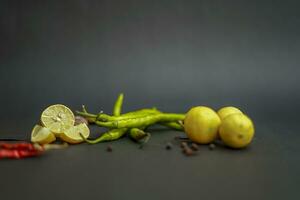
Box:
[209,143,216,150]
[166,142,173,150]
[106,145,113,152]
[191,143,199,151]
[183,147,194,156]
[180,142,188,148]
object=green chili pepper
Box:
[121,108,160,116]
[95,113,185,129]
[78,93,185,145]
[160,121,184,130]
[128,127,151,149]
[82,94,129,144]
[96,112,156,122]
[81,128,128,144]
[129,128,148,141]
[112,93,150,144]
[113,93,124,116]
[77,108,160,122]
[97,107,160,122]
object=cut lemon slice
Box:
[41,104,75,135]
[60,123,90,144]
[31,125,56,144]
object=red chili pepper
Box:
[18,149,44,158]
[0,149,44,159]
[0,142,44,159]
[0,142,68,159]
[0,142,36,151]
[0,149,20,159]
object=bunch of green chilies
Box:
[77,93,185,144]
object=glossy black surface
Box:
[0,1,299,199]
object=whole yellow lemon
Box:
[219,113,255,148]
[184,106,221,144]
[217,106,243,121]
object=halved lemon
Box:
[31,125,56,144]
[59,123,90,144]
[41,104,75,135]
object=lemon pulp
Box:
[41,104,75,135]
[31,125,56,144]
[60,123,90,144]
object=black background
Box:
[0,1,299,199]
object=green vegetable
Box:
[95,113,185,129]
[78,93,185,145]
[77,108,160,122]
[112,94,151,144]
[80,94,127,144]
[129,128,149,142]
[81,128,128,144]
[129,127,151,148]
[121,108,160,117]
[96,112,151,122]
[113,93,124,116]
[79,109,183,130]
[160,121,183,130]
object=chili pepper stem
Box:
[76,111,97,119]
[139,132,151,149]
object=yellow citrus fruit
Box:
[184,106,221,144]
[59,123,90,144]
[31,125,56,144]
[41,104,75,135]
[219,113,255,148]
[217,106,243,121]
